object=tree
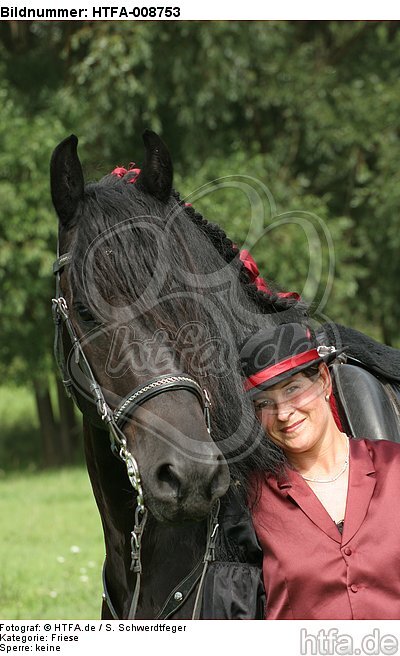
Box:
[0,54,80,465]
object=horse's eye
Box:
[75,304,96,324]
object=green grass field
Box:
[0,467,104,619]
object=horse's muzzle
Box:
[147,454,230,522]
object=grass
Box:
[0,467,104,619]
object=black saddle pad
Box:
[331,362,400,443]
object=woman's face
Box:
[252,364,332,455]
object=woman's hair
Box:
[301,362,323,380]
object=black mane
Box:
[68,170,307,494]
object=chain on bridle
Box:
[51,249,220,620]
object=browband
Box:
[114,374,208,429]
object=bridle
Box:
[51,249,220,620]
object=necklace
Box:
[300,434,349,483]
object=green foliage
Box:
[0,467,103,619]
[0,77,65,381]
[176,150,364,331]
[58,21,399,342]
[1,20,399,401]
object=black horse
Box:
[50,130,400,619]
[50,130,308,619]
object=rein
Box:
[52,250,219,620]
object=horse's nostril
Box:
[155,456,229,506]
[157,464,181,496]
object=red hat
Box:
[240,323,345,397]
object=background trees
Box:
[1,21,399,468]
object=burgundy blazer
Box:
[251,438,400,619]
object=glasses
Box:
[252,373,322,416]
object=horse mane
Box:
[171,189,309,321]
[68,169,306,498]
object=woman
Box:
[240,321,400,620]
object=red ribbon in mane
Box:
[239,250,300,301]
[111,164,141,182]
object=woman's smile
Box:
[280,418,306,434]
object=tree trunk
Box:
[381,316,394,348]
[32,378,58,467]
[56,377,81,462]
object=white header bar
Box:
[1,620,400,655]
[0,1,399,20]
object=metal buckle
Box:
[317,345,337,357]
[130,507,148,573]
[203,388,212,434]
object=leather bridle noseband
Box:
[52,249,220,620]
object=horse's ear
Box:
[136,129,173,202]
[50,134,84,229]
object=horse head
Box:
[50,131,231,524]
